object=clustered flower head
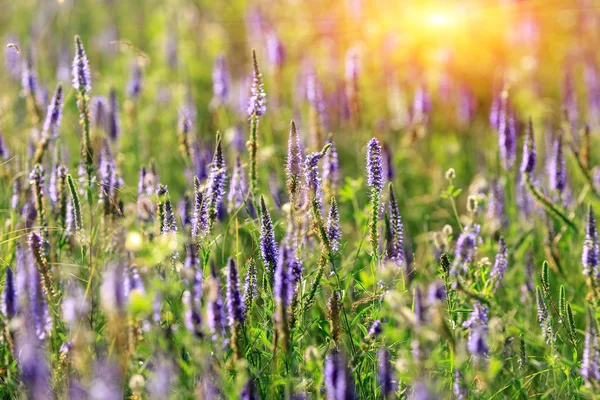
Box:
[490,237,508,290]
[582,205,599,277]
[247,50,266,117]
[42,85,63,140]
[520,118,536,175]
[72,35,91,94]
[366,137,384,193]
[212,53,231,106]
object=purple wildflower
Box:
[100,262,128,314]
[324,351,355,400]
[548,132,566,193]
[98,144,116,207]
[454,369,467,399]
[226,258,244,326]
[463,302,489,329]
[387,184,405,267]
[367,320,382,338]
[581,314,600,382]
[305,151,325,210]
[1,267,17,321]
[178,194,192,229]
[286,120,304,205]
[259,196,278,283]
[206,264,226,338]
[489,94,501,131]
[191,177,208,238]
[21,49,38,99]
[4,35,21,79]
[228,156,247,212]
[366,138,384,192]
[62,286,89,329]
[41,85,63,140]
[91,96,108,129]
[247,50,266,117]
[490,237,508,290]
[487,179,506,230]
[72,36,91,94]
[14,328,53,399]
[323,139,339,193]
[536,287,553,344]
[326,197,341,252]
[11,178,20,211]
[266,31,285,68]
[206,134,227,223]
[183,261,203,337]
[107,88,120,141]
[412,84,431,124]
[30,265,52,341]
[126,61,143,100]
[242,259,258,318]
[382,143,394,182]
[161,187,177,235]
[414,286,427,326]
[582,205,599,277]
[498,105,517,170]
[428,280,446,303]
[0,133,9,161]
[410,381,435,400]
[467,324,489,362]
[520,118,536,175]
[212,53,231,106]
[454,225,479,264]
[378,348,394,397]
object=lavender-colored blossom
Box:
[0,133,9,161]
[548,132,566,193]
[378,348,394,397]
[520,118,536,175]
[490,237,508,290]
[412,84,431,123]
[161,187,177,235]
[226,258,244,326]
[98,144,116,206]
[183,262,203,337]
[467,324,489,362]
[366,138,384,192]
[463,302,489,329]
[1,267,17,320]
[228,156,247,211]
[107,88,120,141]
[286,120,304,204]
[30,266,52,341]
[100,262,128,314]
[243,259,258,318]
[307,71,328,138]
[454,225,480,264]
[535,286,553,344]
[72,36,91,94]
[41,85,63,140]
[91,96,108,129]
[126,62,143,100]
[260,196,278,282]
[454,369,467,400]
[178,194,192,229]
[367,320,382,338]
[247,50,267,117]
[305,152,325,209]
[15,328,53,399]
[206,136,227,222]
[410,381,435,400]
[212,53,231,106]
[266,31,285,68]
[147,356,176,400]
[582,205,599,277]
[88,359,123,400]
[498,105,517,170]
[11,178,21,211]
[323,139,339,192]
[326,197,341,252]
[4,35,21,79]
[62,286,89,328]
[487,179,506,230]
[206,264,226,338]
[191,177,208,238]
[387,185,405,267]
[428,280,446,303]
[489,94,501,131]
[324,351,354,400]
[21,50,38,98]
[581,315,600,382]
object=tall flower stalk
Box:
[72,35,93,182]
[247,49,266,197]
[366,138,384,258]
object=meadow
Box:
[1,0,600,398]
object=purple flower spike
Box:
[247,50,266,117]
[378,348,394,397]
[266,31,285,68]
[72,35,91,94]
[126,61,143,100]
[387,184,405,267]
[490,237,508,291]
[454,225,480,265]
[548,132,566,193]
[498,104,517,170]
[212,53,231,106]
[207,264,226,338]
[535,287,553,344]
[41,85,64,140]
[366,138,384,192]
[323,139,339,192]
[582,205,599,278]
[367,320,382,338]
[107,88,120,141]
[305,152,325,210]
[286,120,304,204]
[0,133,9,161]
[21,49,38,98]
[259,196,278,283]
[206,133,227,223]
[1,267,17,321]
[226,258,244,326]
[324,351,355,400]
[243,259,258,318]
[228,156,247,212]
[30,266,52,341]
[520,118,536,175]
[326,197,341,252]
[581,314,600,382]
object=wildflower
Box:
[378,348,394,398]
[486,178,507,229]
[242,259,258,318]
[414,286,427,326]
[327,291,341,342]
[454,225,479,265]
[247,50,266,117]
[1,267,17,321]
[30,265,52,340]
[62,286,89,329]
[21,49,38,99]
[126,61,143,100]
[107,88,120,141]
[206,133,227,224]
[259,195,278,283]
[41,85,63,140]
[490,237,508,290]
[582,205,599,277]
[0,133,9,161]
[305,151,325,210]
[536,286,553,344]
[324,351,355,400]
[520,118,536,175]
[212,53,231,106]
[266,31,285,68]
[323,139,339,194]
[183,263,203,338]
[428,280,446,303]
[454,369,467,400]
[100,262,128,314]
[206,264,226,338]
[228,156,248,212]
[191,177,208,239]
[326,197,341,252]
[72,35,91,94]
[161,186,177,235]
[226,258,244,326]
[387,184,405,267]
[548,132,566,193]
[581,312,600,382]
[366,138,384,192]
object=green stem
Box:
[523,174,578,233]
